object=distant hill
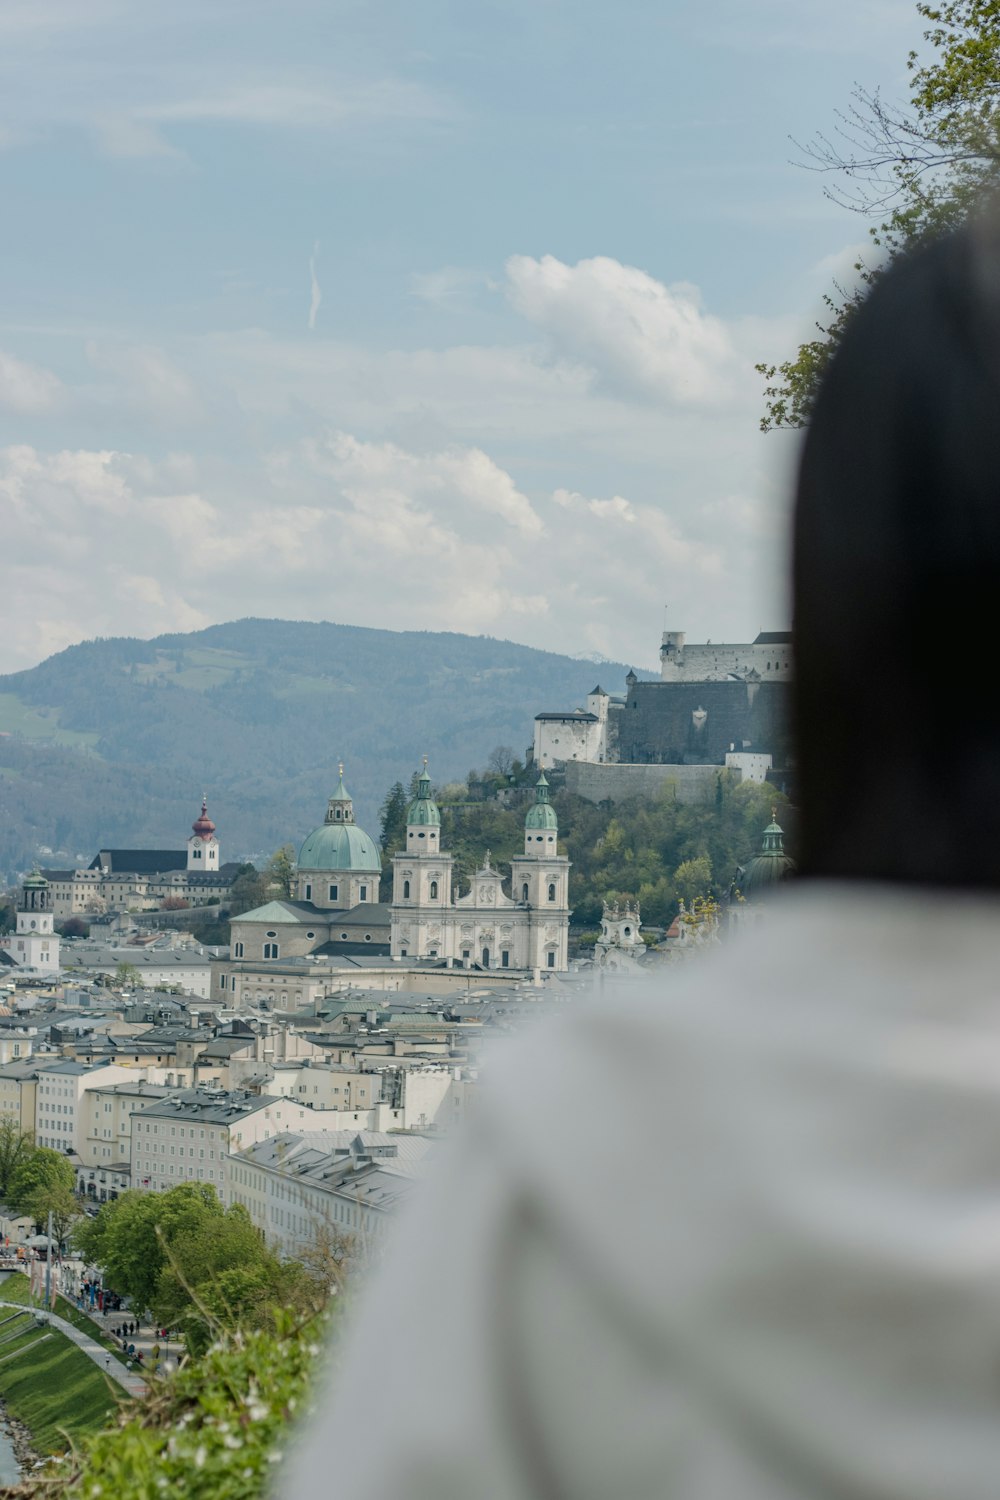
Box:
[0,618,649,878]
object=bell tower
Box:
[509,774,570,971]
[187,795,220,872]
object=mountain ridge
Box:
[0,617,652,877]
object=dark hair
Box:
[793,212,1000,885]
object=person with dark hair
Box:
[282,215,1000,1500]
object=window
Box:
[263,942,279,959]
[265,930,277,938]
[403,880,410,899]
[548,883,556,902]
[462,949,470,960]
[220,974,227,989]
[305,883,312,901]
[501,950,509,968]
[306,931,315,939]
[233,941,244,958]
[360,884,368,901]
[329,884,339,902]
[547,951,556,968]
[482,947,490,968]
[521,883,529,901]
[430,881,438,899]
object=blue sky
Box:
[1,0,923,673]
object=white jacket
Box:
[282,886,1000,1498]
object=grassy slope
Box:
[0,1278,125,1453]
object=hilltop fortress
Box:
[533,627,792,802]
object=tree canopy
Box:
[72,1183,325,1353]
[8,1147,75,1216]
[759,0,1000,431]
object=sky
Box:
[0,0,924,675]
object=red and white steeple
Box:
[187,794,220,871]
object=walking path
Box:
[0,1301,147,1398]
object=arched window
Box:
[263,942,279,960]
[403,880,410,899]
[233,942,244,958]
[430,880,438,899]
[547,883,556,902]
[522,883,529,902]
[482,947,490,968]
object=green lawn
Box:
[54,1297,129,1365]
[0,1274,128,1364]
[0,1316,123,1454]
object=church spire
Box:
[325,763,355,824]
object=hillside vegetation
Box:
[0,618,644,877]
[383,764,791,927]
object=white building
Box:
[79,1079,173,1171]
[533,686,620,770]
[42,796,236,916]
[226,1129,431,1256]
[33,1060,139,1154]
[390,767,570,972]
[129,1089,359,1197]
[1,872,60,973]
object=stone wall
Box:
[565,761,729,806]
[617,679,791,767]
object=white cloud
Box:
[308,242,322,332]
[505,253,741,404]
[85,342,200,421]
[0,349,62,413]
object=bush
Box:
[19,1313,330,1500]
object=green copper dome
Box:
[23,869,49,889]
[741,813,795,897]
[407,765,441,827]
[525,772,558,830]
[298,767,381,872]
[297,822,381,873]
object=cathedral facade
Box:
[390,766,570,972]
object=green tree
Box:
[0,1119,34,1199]
[379,781,409,857]
[27,1182,80,1244]
[114,961,142,988]
[674,855,714,906]
[758,0,1000,430]
[0,899,16,935]
[73,1181,223,1314]
[9,1147,75,1215]
[226,863,269,919]
[268,844,296,900]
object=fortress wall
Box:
[565,761,728,806]
[660,643,792,682]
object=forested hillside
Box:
[0,619,645,877]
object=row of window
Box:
[300,883,370,902]
[400,880,560,901]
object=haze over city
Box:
[1,0,923,673]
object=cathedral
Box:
[390,763,570,972]
[225,761,571,978]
